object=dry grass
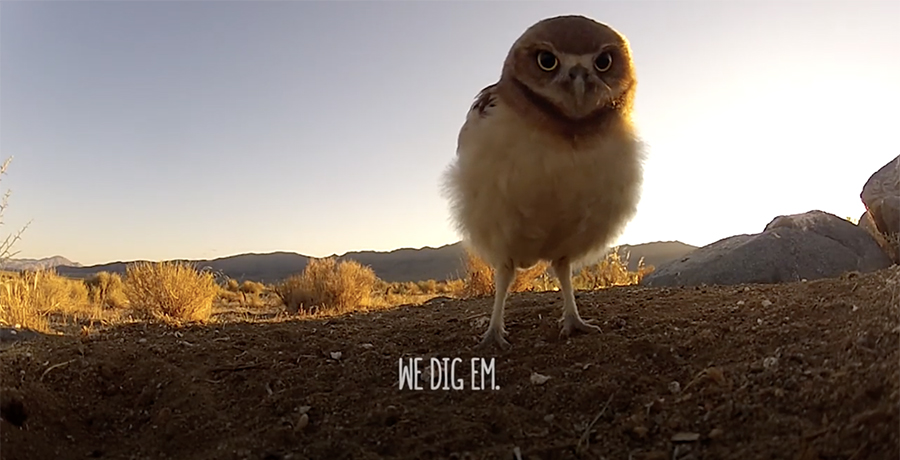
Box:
[0,271,51,331]
[462,251,550,298]
[84,271,128,309]
[459,248,652,298]
[124,261,218,322]
[239,280,266,295]
[274,257,377,314]
[225,278,240,292]
[0,269,114,332]
[376,278,464,297]
[365,278,465,309]
[217,287,243,303]
[573,249,655,290]
[216,279,269,308]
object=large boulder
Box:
[860,155,900,263]
[641,210,892,287]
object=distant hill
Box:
[0,256,81,271]
[612,241,699,271]
[42,240,698,284]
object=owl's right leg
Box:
[477,260,515,350]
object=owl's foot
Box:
[559,314,602,339]
[476,326,510,350]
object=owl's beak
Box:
[567,65,588,105]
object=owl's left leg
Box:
[476,259,515,350]
[553,258,602,338]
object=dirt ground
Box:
[2,267,898,460]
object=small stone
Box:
[360,343,374,349]
[761,299,773,307]
[138,338,147,344]
[543,414,554,423]
[736,300,745,306]
[705,367,727,386]
[298,406,311,414]
[632,425,649,438]
[708,427,724,439]
[530,372,551,385]
[763,357,779,369]
[330,351,342,360]
[294,413,309,431]
[671,432,700,442]
[668,381,681,394]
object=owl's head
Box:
[501,16,636,122]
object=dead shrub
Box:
[239,280,265,295]
[124,261,218,322]
[217,287,243,303]
[0,269,99,330]
[417,279,438,294]
[0,271,53,331]
[85,271,128,308]
[274,257,377,314]
[462,250,549,298]
[574,248,654,290]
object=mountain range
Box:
[0,256,81,271]
[6,241,697,284]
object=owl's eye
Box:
[536,51,558,71]
[594,52,613,72]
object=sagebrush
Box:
[275,257,377,314]
[124,261,218,322]
[85,271,128,309]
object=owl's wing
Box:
[456,84,499,157]
[469,84,498,119]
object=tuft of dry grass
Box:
[124,261,218,322]
[225,278,240,292]
[239,280,265,295]
[574,249,655,290]
[85,271,128,309]
[462,250,550,298]
[217,286,243,304]
[0,269,107,332]
[460,248,652,298]
[274,257,377,315]
[0,270,52,331]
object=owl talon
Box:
[476,327,511,350]
[560,315,602,338]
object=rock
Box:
[860,155,900,263]
[859,210,894,263]
[641,210,892,287]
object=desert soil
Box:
[2,267,898,460]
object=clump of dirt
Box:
[2,267,898,460]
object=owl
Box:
[442,15,644,349]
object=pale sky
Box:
[2,0,898,266]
